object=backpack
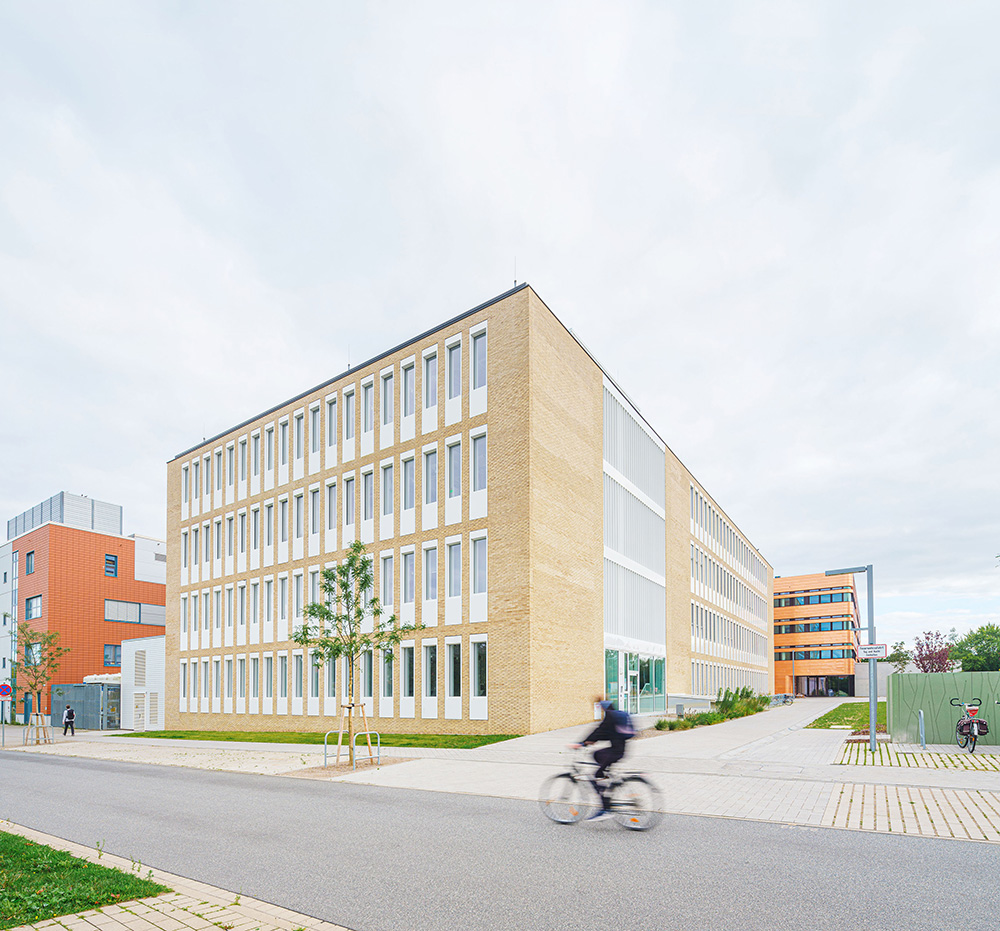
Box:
[613,708,636,739]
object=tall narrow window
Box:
[311,655,320,698]
[447,343,461,399]
[403,365,415,416]
[472,435,487,491]
[473,641,487,697]
[311,407,320,453]
[265,504,273,546]
[448,442,461,497]
[264,580,273,623]
[251,656,259,699]
[363,650,373,698]
[382,373,394,424]
[295,575,303,617]
[402,646,414,697]
[447,642,461,697]
[280,421,289,465]
[204,455,211,493]
[327,399,337,446]
[239,513,246,553]
[403,458,415,510]
[310,489,320,533]
[424,547,437,601]
[424,450,437,504]
[363,472,374,521]
[362,383,374,433]
[327,484,337,530]
[382,464,393,515]
[345,392,355,440]
[448,542,461,597]
[473,537,487,594]
[344,477,355,526]
[240,440,247,480]
[472,331,487,388]
[252,434,260,475]
[382,555,394,606]
[295,414,304,459]
[182,466,189,503]
[238,658,246,698]
[382,651,393,697]
[424,643,437,697]
[266,427,274,470]
[279,499,288,542]
[424,354,437,408]
[279,655,288,698]
[403,552,415,603]
[226,517,234,555]
[226,588,234,627]
[251,509,259,550]
[216,451,223,489]
[279,577,288,620]
[227,446,235,485]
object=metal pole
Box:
[867,564,876,753]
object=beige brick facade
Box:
[165,284,772,736]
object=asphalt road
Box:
[3,752,999,931]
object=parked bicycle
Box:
[538,758,662,831]
[951,698,988,753]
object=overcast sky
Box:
[2,1,997,650]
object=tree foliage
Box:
[292,540,422,764]
[12,622,70,716]
[882,641,912,675]
[912,629,955,673]
[950,624,1000,672]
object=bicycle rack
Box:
[352,731,381,770]
[918,709,926,750]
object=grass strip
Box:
[121,730,519,749]
[807,701,887,730]
[0,831,168,929]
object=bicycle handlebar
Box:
[951,698,982,707]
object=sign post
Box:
[0,682,11,748]
[826,565,877,753]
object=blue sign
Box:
[0,683,11,697]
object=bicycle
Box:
[951,698,988,753]
[538,758,662,831]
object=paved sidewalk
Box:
[2,821,349,931]
[7,699,1000,844]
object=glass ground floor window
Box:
[605,649,666,714]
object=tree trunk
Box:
[348,655,356,767]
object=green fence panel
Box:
[888,671,1000,745]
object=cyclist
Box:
[571,698,635,819]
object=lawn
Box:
[0,832,167,930]
[123,730,519,749]
[807,701,887,731]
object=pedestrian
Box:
[62,704,75,736]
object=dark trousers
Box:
[63,722,74,736]
[593,746,625,807]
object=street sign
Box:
[0,683,11,697]
[857,643,888,660]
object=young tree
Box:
[13,621,70,723]
[912,630,954,673]
[882,641,912,675]
[950,624,1000,672]
[292,540,422,765]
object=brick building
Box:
[773,571,861,696]
[0,492,166,717]
[166,285,772,735]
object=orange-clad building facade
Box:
[1,493,165,716]
[773,572,860,697]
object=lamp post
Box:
[826,565,876,753]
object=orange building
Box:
[773,572,860,697]
[1,493,165,717]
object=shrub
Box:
[652,689,772,734]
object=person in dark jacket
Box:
[62,704,75,736]
[571,699,634,817]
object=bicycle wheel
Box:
[970,723,978,753]
[609,775,662,831]
[957,720,969,749]
[539,774,593,824]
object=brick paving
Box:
[838,742,1000,769]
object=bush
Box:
[653,688,772,733]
